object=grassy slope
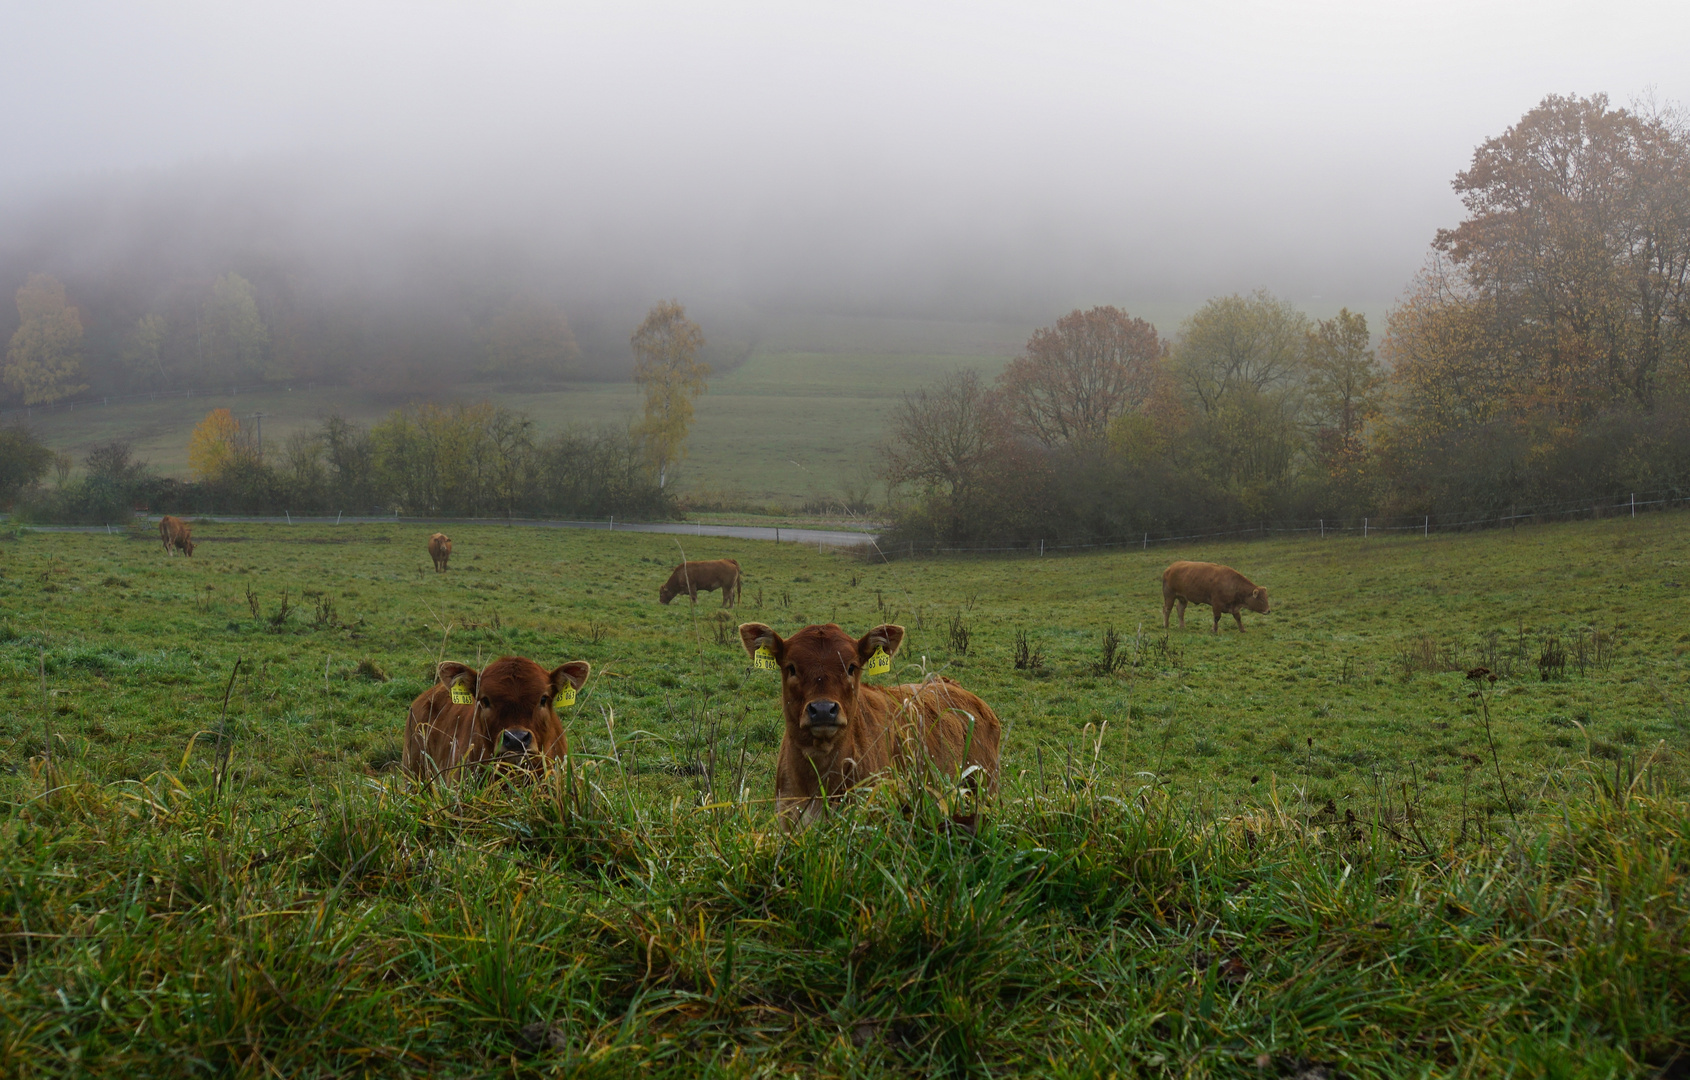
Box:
[1,514,1687,1075]
[20,350,1012,506]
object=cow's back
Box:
[866,677,1001,788]
[1165,561,1250,606]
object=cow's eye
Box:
[785,664,797,677]
[848,663,858,675]
[540,695,550,706]
[479,697,490,709]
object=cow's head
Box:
[657,580,679,604]
[1246,586,1270,613]
[181,538,195,557]
[435,656,588,768]
[739,622,904,748]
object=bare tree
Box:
[998,306,1163,449]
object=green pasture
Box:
[18,349,1012,506]
[1,515,1687,1075]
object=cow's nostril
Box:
[805,700,841,726]
[501,729,535,754]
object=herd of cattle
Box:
[151,524,1269,828]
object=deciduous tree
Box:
[1306,309,1382,449]
[199,273,269,381]
[630,300,708,489]
[998,306,1163,450]
[121,314,169,386]
[0,425,53,504]
[1433,93,1690,412]
[188,408,249,481]
[4,274,87,405]
[1173,291,1308,415]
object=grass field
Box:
[2,514,1688,1075]
[18,349,1013,508]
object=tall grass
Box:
[2,750,1684,1077]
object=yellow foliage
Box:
[188,409,243,481]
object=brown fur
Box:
[402,655,588,781]
[428,533,452,572]
[158,516,194,557]
[659,558,740,606]
[739,621,1002,829]
[1162,560,1271,633]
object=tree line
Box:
[0,303,711,523]
[880,94,1690,546]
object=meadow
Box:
[1,513,1687,1076]
[17,349,1013,509]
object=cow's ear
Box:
[739,622,782,660]
[859,624,905,662]
[550,661,590,692]
[437,661,477,694]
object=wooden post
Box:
[1363,517,1368,539]
[1424,515,1429,537]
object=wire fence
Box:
[857,488,1690,560]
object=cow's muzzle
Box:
[804,699,842,734]
[500,728,535,755]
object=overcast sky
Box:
[3,0,1687,319]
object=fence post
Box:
[1631,493,1636,518]
[1142,532,1147,550]
[1320,518,1324,538]
[1424,515,1429,537]
[1039,539,1044,556]
[1363,517,1368,539]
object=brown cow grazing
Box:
[402,656,589,782]
[158,516,194,557]
[1162,560,1271,633]
[428,533,452,572]
[739,621,1002,830]
[659,558,740,607]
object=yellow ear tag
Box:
[753,645,778,671]
[556,684,577,708]
[450,683,475,705]
[863,648,892,677]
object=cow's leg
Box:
[1212,605,1222,633]
[1162,596,1172,628]
[1234,610,1245,632]
[1176,598,1187,627]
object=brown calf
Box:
[1162,560,1271,633]
[428,533,452,572]
[402,656,588,781]
[739,621,1001,829]
[158,516,194,557]
[659,558,740,607]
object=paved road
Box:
[15,515,880,548]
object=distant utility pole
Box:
[246,412,265,458]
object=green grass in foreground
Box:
[1,515,1688,1076]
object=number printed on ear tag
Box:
[450,683,475,705]
[863,648,891,677]
[753,645,778,671]
[556,684,577,707]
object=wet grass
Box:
[1,513,1688,1075]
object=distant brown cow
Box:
[659,558,740,607]
[739,621,1002,830]
[158,516,194,557]
[428,533,452,572]
[1162,560,1271,633]
[402,656,589,782]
